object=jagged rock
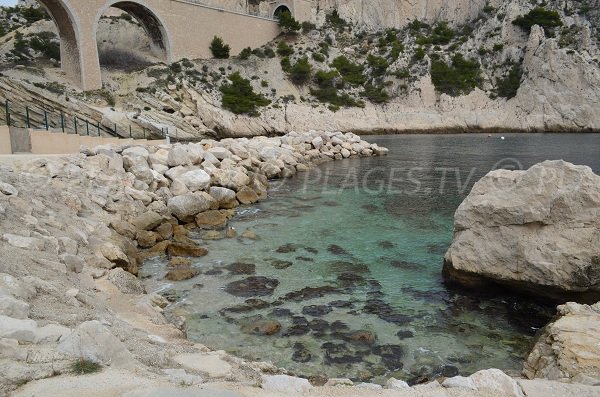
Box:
[385,377,410,389]
[524,301,600,384]
[2,234,45,250]
[469,369,524,396]
[0,181,18,196]
[57,320,135,367]
[0,295,30,319]
[444,161,600,302]
[99,242,130,268]
[60,254,84,273]
[167,192,216,222]
[236,186,259,204]
[442,376,477,390]
[208,147,232,160]
[130,211,163,231]
[167,242,208,257]
[211,168,250,191]
[167,145,192,167]
[0,315,37,342]
[209,186,238,209]
[178,169,211,192]
[107,268,145,294]
[195,210,228,229]
[261,374,313,393]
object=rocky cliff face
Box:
[1,0,599,137]
[443,160,600,303]
[313,0,487,27]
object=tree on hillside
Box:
[278,11,301,34]
[210,36,230,59]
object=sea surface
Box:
[141,133,600,384]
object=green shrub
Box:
[287,56,312,86]
[278,11,301,33]
[392,68,410,79]
[220,72,270,116]
[389,41,404,61]
[311,87,363,108]
[264,47,276,58]
[413,47,426,61]
[181,58,194,68]
[239,47,252,60]
[431,22,455,45]
[71,359,102,375]
[302,21,316,34]
[21,6,48,23]
[512,7,563,32]
[430,53,482,96]
[210,36,230,59]
[169,62,182,73]
[29,32,60,60]
[408,19,430,35]
[367,54,389,78]
[493,43,504,52]
[494,63,522,99]
[483,4,496,13]
[261,80,269,87]
[277,41,294,56]
[312,52,326,62]
[326,10,347,29]
[361,83,389,103]
[280,56,291,72]
[331,56,365,85]
[314,70,339,88]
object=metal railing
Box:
[1,99,161,140]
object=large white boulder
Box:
[444,160,600,301]
[167,192,216,222]
[178,169,211,192]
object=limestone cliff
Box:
[0,0,599,137]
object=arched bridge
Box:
[36,0,311,90]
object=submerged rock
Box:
[239,315,281,335]
[226,262,256,275]
[275,243,297,253]
[302,305,333,317]
[372,344,405,371]
[292,342,312,363]
[225,276,280,297]
[328,244,349,255]
[364,299,412,325]
[444,161,600,302]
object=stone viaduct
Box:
[35,0,312,90]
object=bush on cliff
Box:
[210,36,230,59]
[331,56,365,85]
[220,72,270,116]
[278,10,301,34]
[287,57,312,86]
[494,62,523,99]
[512,7,563,33]
[276,41,294,56]
[430,54,482,96]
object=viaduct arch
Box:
[34,0,311,90]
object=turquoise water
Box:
[142,133,600,384]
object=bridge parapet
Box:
[35,0,299,90]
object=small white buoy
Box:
[500,136,505,140]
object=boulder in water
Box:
[444,161,600,303]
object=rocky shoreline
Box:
[0,134,598,396]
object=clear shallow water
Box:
[142,133,600,384]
